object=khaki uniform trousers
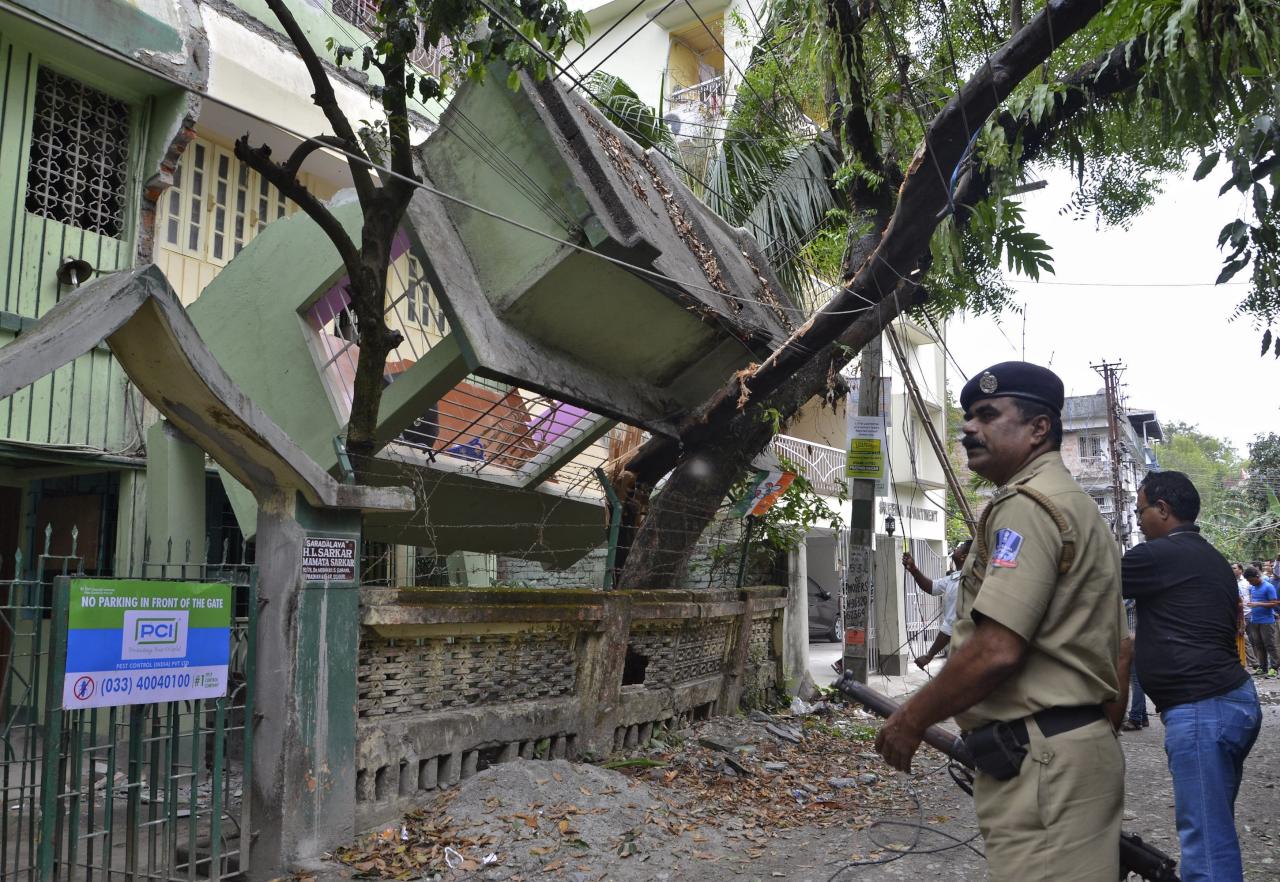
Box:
[973,717,1124,881]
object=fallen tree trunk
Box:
[616,0,1111,588]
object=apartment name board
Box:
[302,536,358,583]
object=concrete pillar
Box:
[145,420,206,565]
[580,592,631,756]
[249,491,362,879]
[873,539,909,675]
[783,544,817,699]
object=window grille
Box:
[25,67,131,238]
[404,255,446,332]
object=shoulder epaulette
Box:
[975,486,1077,575]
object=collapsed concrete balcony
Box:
[187,64,796,566]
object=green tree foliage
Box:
[1247,433,1280,509]
[677,0,1280,337]
[582,72,675,150]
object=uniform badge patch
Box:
[990,528,1023,568]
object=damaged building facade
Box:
[0,0,808,877]
[0,0,952,877]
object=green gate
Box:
[1,540,256,881]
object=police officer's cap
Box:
[960,361,1064,415]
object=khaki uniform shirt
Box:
[951,451,1125,731]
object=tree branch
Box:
[282,135,349,180]
[263,0,377,205]
[234,138,362,275]
[624,0,1108,480]
[951,36,1149,212]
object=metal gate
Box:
[0,537,255,881]
[903,538,945,659]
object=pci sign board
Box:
[64,580,231,709]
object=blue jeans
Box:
[1161,679,1261,882]
[1129,658,1148,723]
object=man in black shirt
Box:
[1123,470,1259,882]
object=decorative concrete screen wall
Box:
[356,586,786,830]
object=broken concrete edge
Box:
[0,264,413,515]
[362,585,787,611]
[526,69,798,345]
[402,165,685,437]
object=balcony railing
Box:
[332,0,450,76]
[773,434,845,497]
[664,74,727,142]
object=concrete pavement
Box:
[806,641,941,700]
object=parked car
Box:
[807,577,842,643]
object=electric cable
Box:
[824,756,984,881]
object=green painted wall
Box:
[0,28,183,451]
[0,329,131,449]
[15,0,183,57]
[424,76,594,310]
[187,202,366,474]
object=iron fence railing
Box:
[773,434,846,497]
[0,530,255,882]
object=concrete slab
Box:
[0,265,412,514]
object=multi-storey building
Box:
[0,0,208,578]
[1061,393,1162,549]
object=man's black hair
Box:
[1011,399,1063,449]
[1139,470,1201,522]
[1245,566,1261,580]
[956,539,974,553]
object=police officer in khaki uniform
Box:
[875,361,1131,881]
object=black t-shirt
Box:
[1121,525,1247,712]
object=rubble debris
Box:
[328,706,934,880]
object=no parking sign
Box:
[63,579,232,709]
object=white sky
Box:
[946,164,1273,457]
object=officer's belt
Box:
[1008,704,1106,744]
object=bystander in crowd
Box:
[1245,566,1280,677]
[1123,471,1260,882]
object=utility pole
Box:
[1091,360,1127,550]
[843,334,882,682]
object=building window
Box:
[25,68,131,238]
[159,136,301,266]
[1079,434,1104,459]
